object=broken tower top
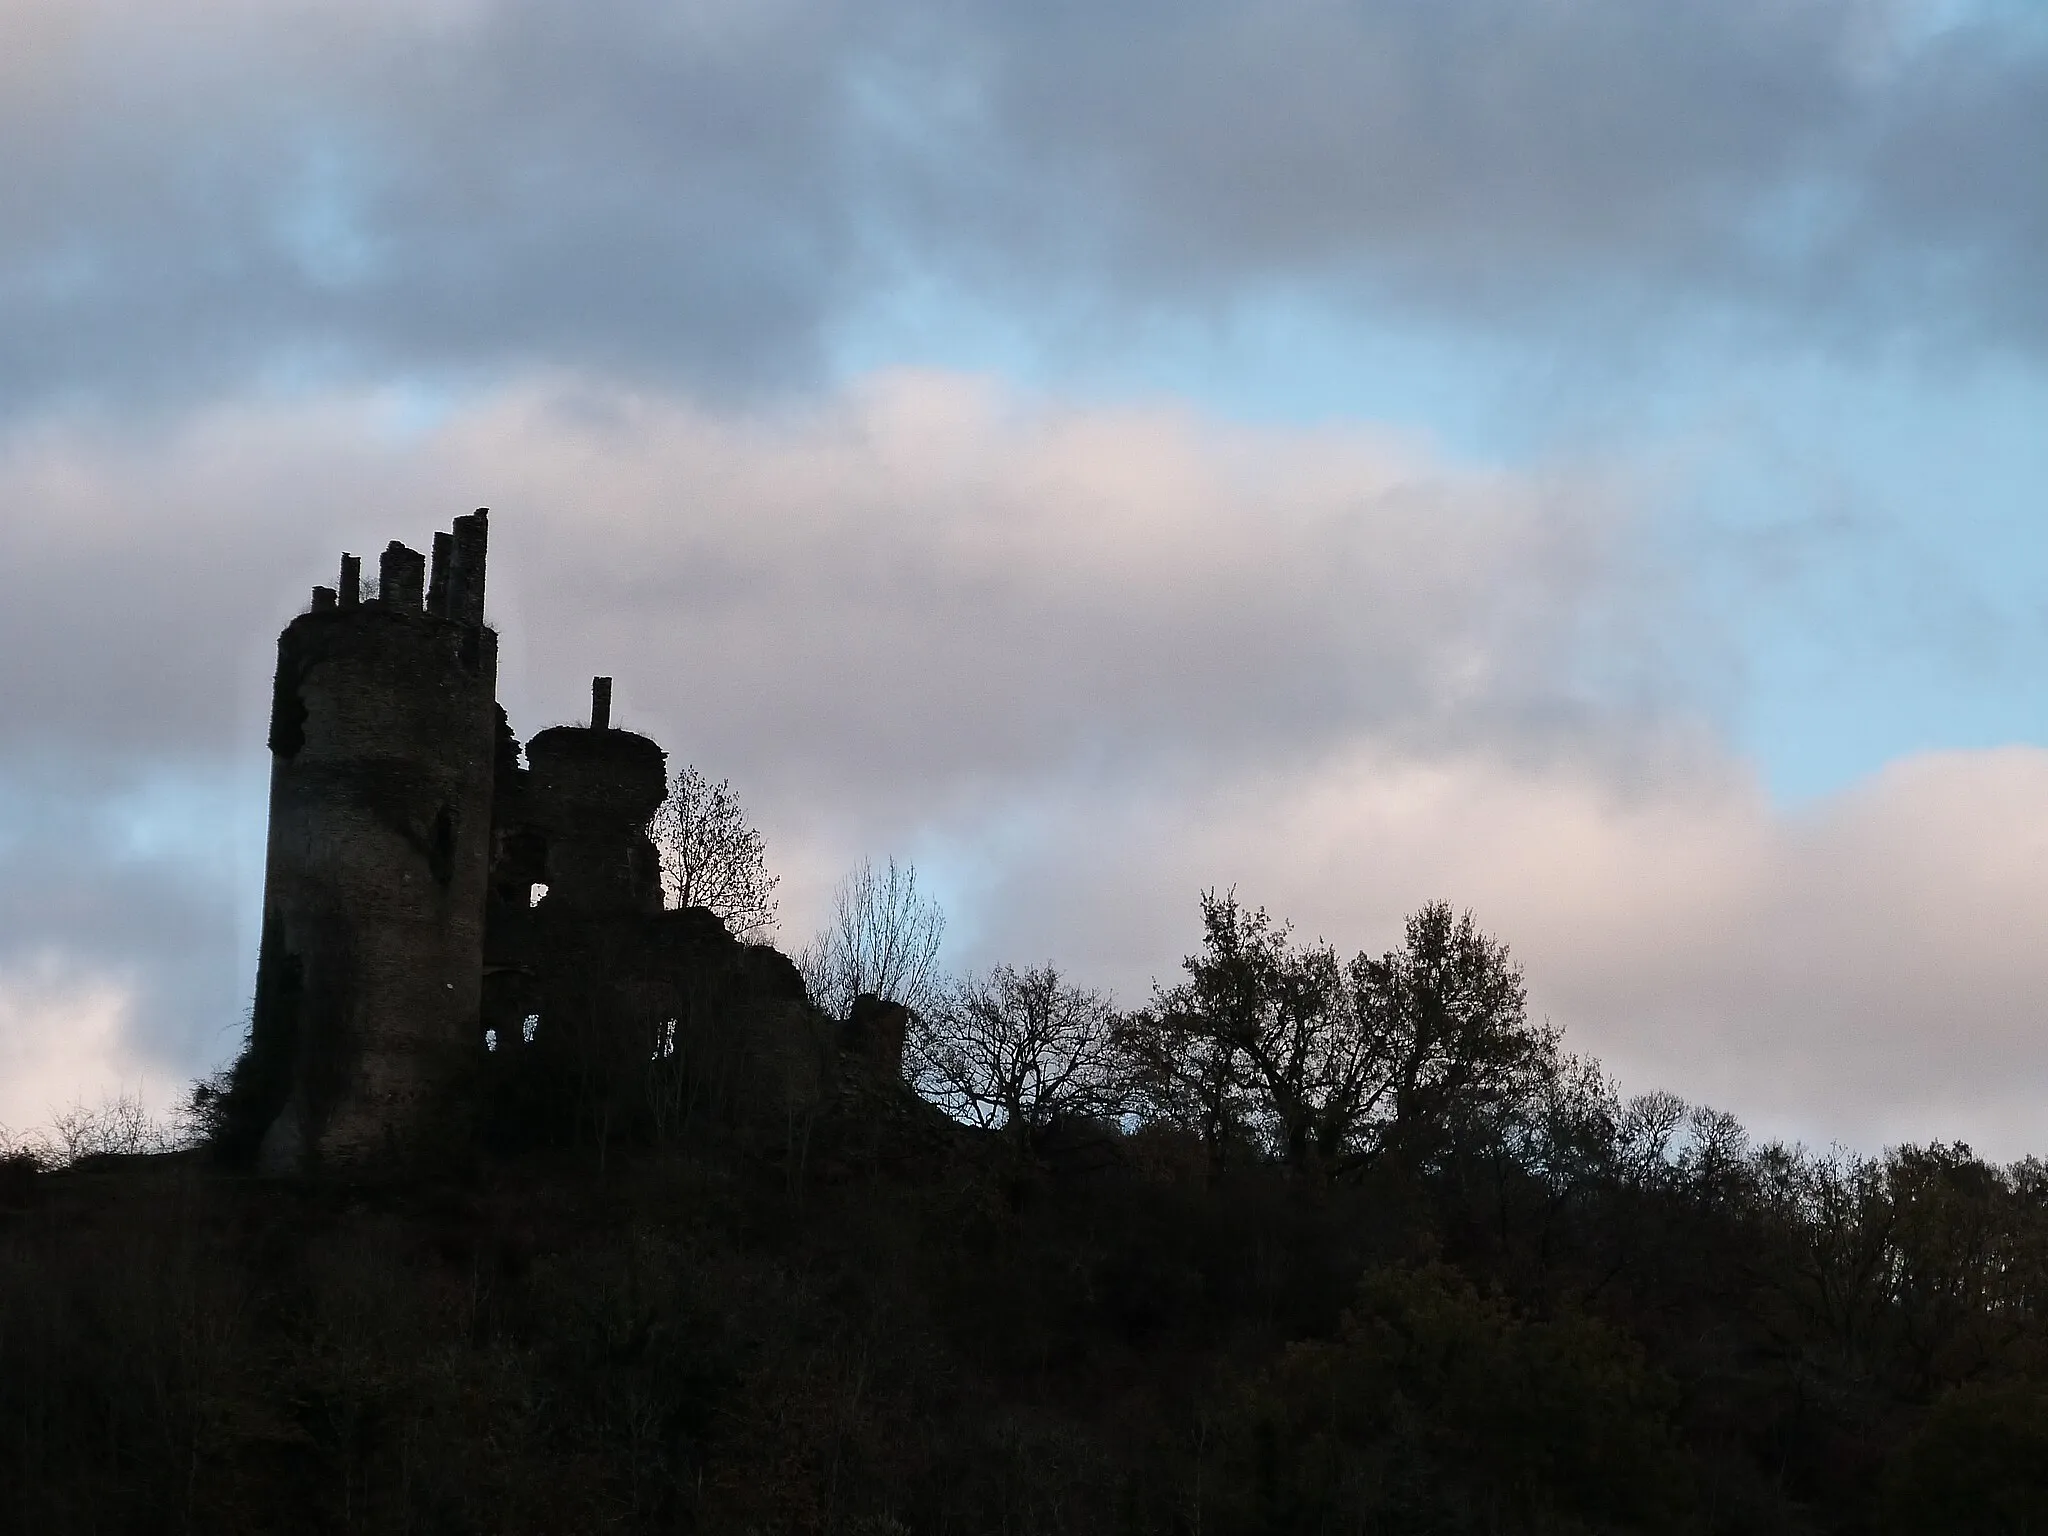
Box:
[320,508,489,623]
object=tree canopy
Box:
[1114,892,1550,1177]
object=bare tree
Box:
[650,765,780,940]
[910,964,1129,1142]
[798,857,945,1019]
[0,1092,186,1168]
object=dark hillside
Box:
[7,1095,2048,1534]
[7,858,2046,1534]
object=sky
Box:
[3,0,2048,1155]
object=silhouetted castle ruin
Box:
[239,510,902,1175]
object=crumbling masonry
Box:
[244,510,891,1175]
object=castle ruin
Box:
[241,509,867,1174]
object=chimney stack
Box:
[591,676,612,731]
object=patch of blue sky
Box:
[367,378,469,442]
[1,239,109,308]
[1900,0,2048,47]
[826,274,1533,463]
[1665,349,2048,800]
[97,765,267,899]
[904,807,1059,978]
[0,782,25,864]
[270,135,389,292]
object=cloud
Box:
[0,758,260,1134]
[0,369,1653,777]
[2,372,2046,1155]
[952,741,2048,1159]
[0,0,871,412]
[926,0,2048,347]
[1,0,2043,422]
[0,955,150,1135]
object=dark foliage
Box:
[11,895,2048,1533]
[1119,893,1552,1177]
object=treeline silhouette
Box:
[4,889,2048,1533]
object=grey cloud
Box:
[951,0,1851,275]
[0,0,871,413]
[0,402,453,755]
[2,0,2044,422]
[934,0,2048,343]
[1851,23,2048,343]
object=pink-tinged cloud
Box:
[0,374,2042,1154]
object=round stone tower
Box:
[250,510,498,1172]
[522,680,669,916]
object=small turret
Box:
[521,678,666,915]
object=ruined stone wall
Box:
[477,686,841,1153]
[482,694,672,1133]
[480,688,665,1057]
[250,512,497,1173]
